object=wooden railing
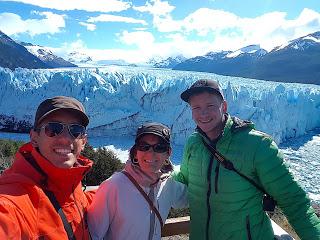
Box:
[161,216,190,237]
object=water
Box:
[1,130,319,203]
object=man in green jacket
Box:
[175,79,320,240]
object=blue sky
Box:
[0,0,319,63]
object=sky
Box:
[0,0,320,63]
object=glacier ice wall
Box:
[0,66,320,145]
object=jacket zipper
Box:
[246,215,252,240]
[214,162,220,193]
[205,156,214,240]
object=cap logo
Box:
[162,128,169,137]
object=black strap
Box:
[22,152,76,240]
[121,171,164,227]
[43,190,76,240]
[201,140,268,195]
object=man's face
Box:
[189,91,227,140]
[30,109,87,168]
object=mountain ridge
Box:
[172,31,320,85]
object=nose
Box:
[57,126,73,142]
[200,107,209,116]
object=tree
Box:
[82,144,124,186]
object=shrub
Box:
[0,139,25,173]
[82,144,124,186]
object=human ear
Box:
[80,136,87,151]
[168,147,172,156]
[30,129,39,147]
[222,100,228,113]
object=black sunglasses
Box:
[136,143,169,153]
[37,122,86,139]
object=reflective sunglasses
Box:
[137,143,169,153]
[37,122,86,139]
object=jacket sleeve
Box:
[87,180,116,240]
[168,178,189,209]
[254,137,320,240]
[83,188,97,204]
[0,198,25,239]
[173,141,190,185]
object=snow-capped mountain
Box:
[173,45,267,77]
[0,30,48,70]
[67,51,93,64]
[272,31,320,52]
[1,66,320,146]
[226,44,267,58]
[174,32,320,85]
[153,55,187,68]
[21,42,77,68]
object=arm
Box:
[169,178,189,209]
[87,180,116,240]
[173,142,190,185]
[0,198,24,239]
[254,137,320,240]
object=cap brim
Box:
[36,108,89,127]
[181,87,224,102]
[136,131,170,143]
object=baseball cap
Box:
[135,122,171,144]
[180,79,224,102]
[34,96,89,128]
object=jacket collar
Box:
[2,142,92,194]
[197,114,254,148]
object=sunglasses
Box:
[137,143,169,153]
[37,122,86,139]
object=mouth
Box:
[144,159,156,164]
[54,148,73,155]
[199,119,212,124]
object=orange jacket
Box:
[0,143,95,240]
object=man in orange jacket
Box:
[0,96,95,239]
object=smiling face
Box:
[135,134,171,174]
[189,91,227,140]
[30,109,87,168]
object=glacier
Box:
[0,66,320,146]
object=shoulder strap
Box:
[43,190,76,240]
[121,171,164,227]
[201,140,268,195]
[22,152,76,240]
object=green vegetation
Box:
[0,139,25,172]
[82,144,124,186]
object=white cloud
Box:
[182,8,239,36]
[0,12,65,36]
[79,22,96,31]
[148,7,320,51]
[3,0,131,12]
[133,0,175,17]
[133,0,180,32]
[118,30,155,48]
[87,14,147,25]
[152,16,182,32]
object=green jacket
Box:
[175,115,320,240]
